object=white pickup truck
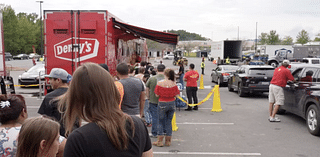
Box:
[290,58,320,65]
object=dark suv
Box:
[228,65,275,97]
[278,65,320,136]
[280,65,320,136]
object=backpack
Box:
[175,95,187,109]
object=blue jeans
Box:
[144,100,152,124]
[179,74,184,90]
[158,101,176,136]
[149,103,158,136]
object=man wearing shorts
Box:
[268,60,294,122]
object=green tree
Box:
[1,5,41,55]
[281,36,293,45]
[165,30,208,41]
[267,30,280,45]
[259,32,268,45]
[314,33,320,41]
[182,42,196,56]
[2,5,19,54]
[296,29,310,45]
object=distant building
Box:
[177,40,212,53]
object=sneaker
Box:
[193,106,198,110]
[149,134,157,138]
[269,117,281,122]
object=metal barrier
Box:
[39,71,45,99]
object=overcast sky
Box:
[2,0,320,42]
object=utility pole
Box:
[255,22,257,54]
[238,26,239,40]
[36,1,43,57]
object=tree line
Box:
[2,4,319,56]
[164,30,209,41]
[259,30,320,45]
[1,5,41,55]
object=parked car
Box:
[29,53,40,59]
[290,58,320,65]
[5,52,12,61]
[211,65,238,86]
[13,54,29,60]
[163,54,174,60]
[18,63,45,86]
[280,65,320,136]
[228,65,275,97]
[207,53,214,61]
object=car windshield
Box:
[27,64,44,74]
[248,68,274,75]
[17,54,23,57]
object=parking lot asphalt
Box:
[7,58,320,157]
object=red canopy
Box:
[112,18,178,45]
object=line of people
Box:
[0,60,201,156]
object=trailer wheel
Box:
[269,61,278,68]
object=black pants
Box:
[186,87,198,104]
[201,68,204,75]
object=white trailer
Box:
[211,40,242,63]
[258,45,293,58]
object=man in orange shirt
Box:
[184,63,199,111]
[99,64,124,108]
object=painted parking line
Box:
[154,152,261,156]
[176,122,234,125]
[197,108,213,110]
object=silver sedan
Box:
[211,65,239,86]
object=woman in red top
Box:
[153,69,180,147]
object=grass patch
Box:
[184,53,197,57]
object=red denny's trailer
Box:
[44,10,178,78]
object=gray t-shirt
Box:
[119,77,145,115]
[145,74,165,104]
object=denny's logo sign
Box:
[54,38,99,61]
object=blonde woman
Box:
[17,117,61,157]
[61,63,153,157]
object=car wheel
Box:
[238,83,245,97]
[228,79,234,92]
[306,105,320,136]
